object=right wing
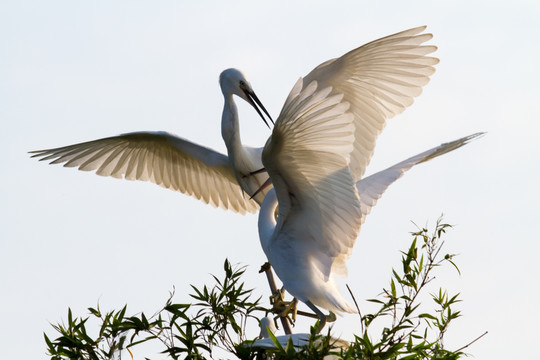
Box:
[356,133,485,224]
[303,26,439,181]
[30,131,260,214]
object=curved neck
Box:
[258,188,278,251]
[221,94,243,162]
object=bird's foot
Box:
[305,301,337,334]
[315,311,337,333]
[269,288,298,327]
[327,311,337,323]
[278,297,298,326]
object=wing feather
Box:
[357,133,485,224]
[263,79,362,280]
[30,131,260,214]
[303,26,439,180]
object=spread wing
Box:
[303,26,439,181]
[30,131,260,214]
[357,133,485,224]
[263,78,362,280]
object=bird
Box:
[252,316,349,354]
[354,132,483,227]
[30,69,273,214]
[30,26,438,216]
[256,71,483,332]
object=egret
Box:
[257,76,483,332]
[31,26,437,215]
[252,316,349,352]
[30,69,273,213]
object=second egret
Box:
[258,77,483,331]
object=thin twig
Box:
[455,331,488,352]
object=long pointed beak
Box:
[243,88,274,129]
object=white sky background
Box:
[1,0,539,358]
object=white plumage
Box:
[256,27,482,329]
[31,69,272,214]
[258,79,361,317]
[301,25,438,181]
[31,26,438,218]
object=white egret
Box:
[30,69,273,213]
[257,76,483,332]
[31,26,437,215]
[253,316,349,352]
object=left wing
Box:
[357,132,485,224]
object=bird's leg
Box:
[259,263,334,332]
[296,308,323,320]
[305,300,336,333]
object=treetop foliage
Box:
[45,218,485,359]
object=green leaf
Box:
[419,313,437,320]
[390,279,397,298]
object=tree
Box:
[44,218,486,359]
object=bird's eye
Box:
[239,80,246,88]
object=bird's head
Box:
[258,316,277,339]
[219,68,274,128]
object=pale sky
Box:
[1,1,539,358]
